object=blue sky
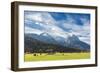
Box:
[24,11,90,44]
[49,12,90,25]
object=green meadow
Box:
[24,52,90,62]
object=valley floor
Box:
[24,52,90,62]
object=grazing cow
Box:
[33,53,36,56]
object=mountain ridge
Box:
[25,32,90,51]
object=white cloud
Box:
[25,27,43,35]
[61,16,90,44]
[25,11,90,44]
[25,11,67,37]
[25,13,43,22]
[25,11,56,25]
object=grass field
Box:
[24,52,90,62]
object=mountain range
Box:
[24,32,90,53]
